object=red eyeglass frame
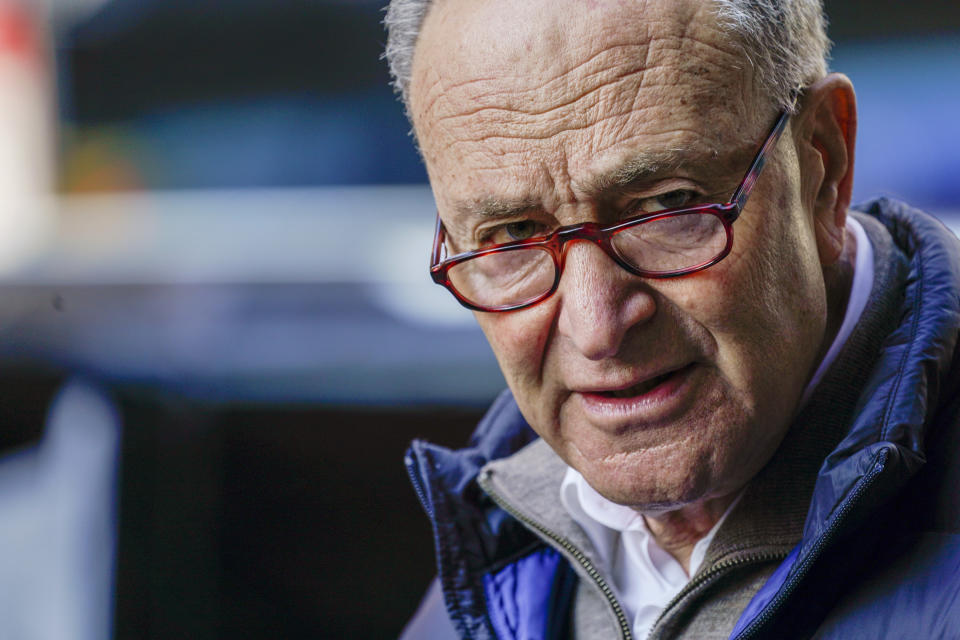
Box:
[430,110,791,312]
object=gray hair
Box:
[712,0,830,112]
[383,0,433,113]
[384,0,830,116]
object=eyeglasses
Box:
[429,110,790,312]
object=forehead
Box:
[410,0,765,217]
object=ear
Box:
[795,73,857,266]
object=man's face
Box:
[410,0,832,509]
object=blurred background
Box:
[0,0,956,638]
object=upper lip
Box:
[571,363,691,394]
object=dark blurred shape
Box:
[110,387,482,639]
[823,0,960,40]
[59,1,426,189]
[215,404,481,639]
[67,1,389,120]
[0,367,62,454]
[0,360,486,638]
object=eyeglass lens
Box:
[611,211,727,273]
[448,247,555,309]
[447,210,728,309]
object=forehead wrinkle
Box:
[425,74,647,149]
[428,50,750,159]
[415,17,754,163]
[434,59,644,125]
[439,96,665,152]
[417,73,502,128]
[449,42,650,119]
[418,39,663,145]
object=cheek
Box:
[475,303,556,390]
[721,188,821,318]
[660,197,826,396]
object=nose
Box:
[556,240,657,361]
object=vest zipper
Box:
[730,451,888,639]
[405,449,433,519]
[478,468,634,640]
[646,549,789,639]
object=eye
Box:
[503,220,541,241]
[481,219,547,246]
[636,189,698,214]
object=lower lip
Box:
[577,364,698,421]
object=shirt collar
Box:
[798,216,874,407]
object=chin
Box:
[570,441,718,511]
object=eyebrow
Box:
[450,146,725,221]
[584,148,705,194]
[452,196,542,220]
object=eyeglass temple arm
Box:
[430,213,445,268]
[730,110,792,212]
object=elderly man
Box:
[386,0,960,638]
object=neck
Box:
[642,491,739,575]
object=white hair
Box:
[712,0,830,113]
[383,0,433,115]
[384,0,830,116]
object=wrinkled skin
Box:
[410,0,854,557]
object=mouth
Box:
[600,370,679,399]
[591,364,693,399]
[574,363,699,422]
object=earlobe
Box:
[798,73,857,266]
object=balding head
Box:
[386,0,830,122]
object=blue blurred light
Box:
[133,88,426,188]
